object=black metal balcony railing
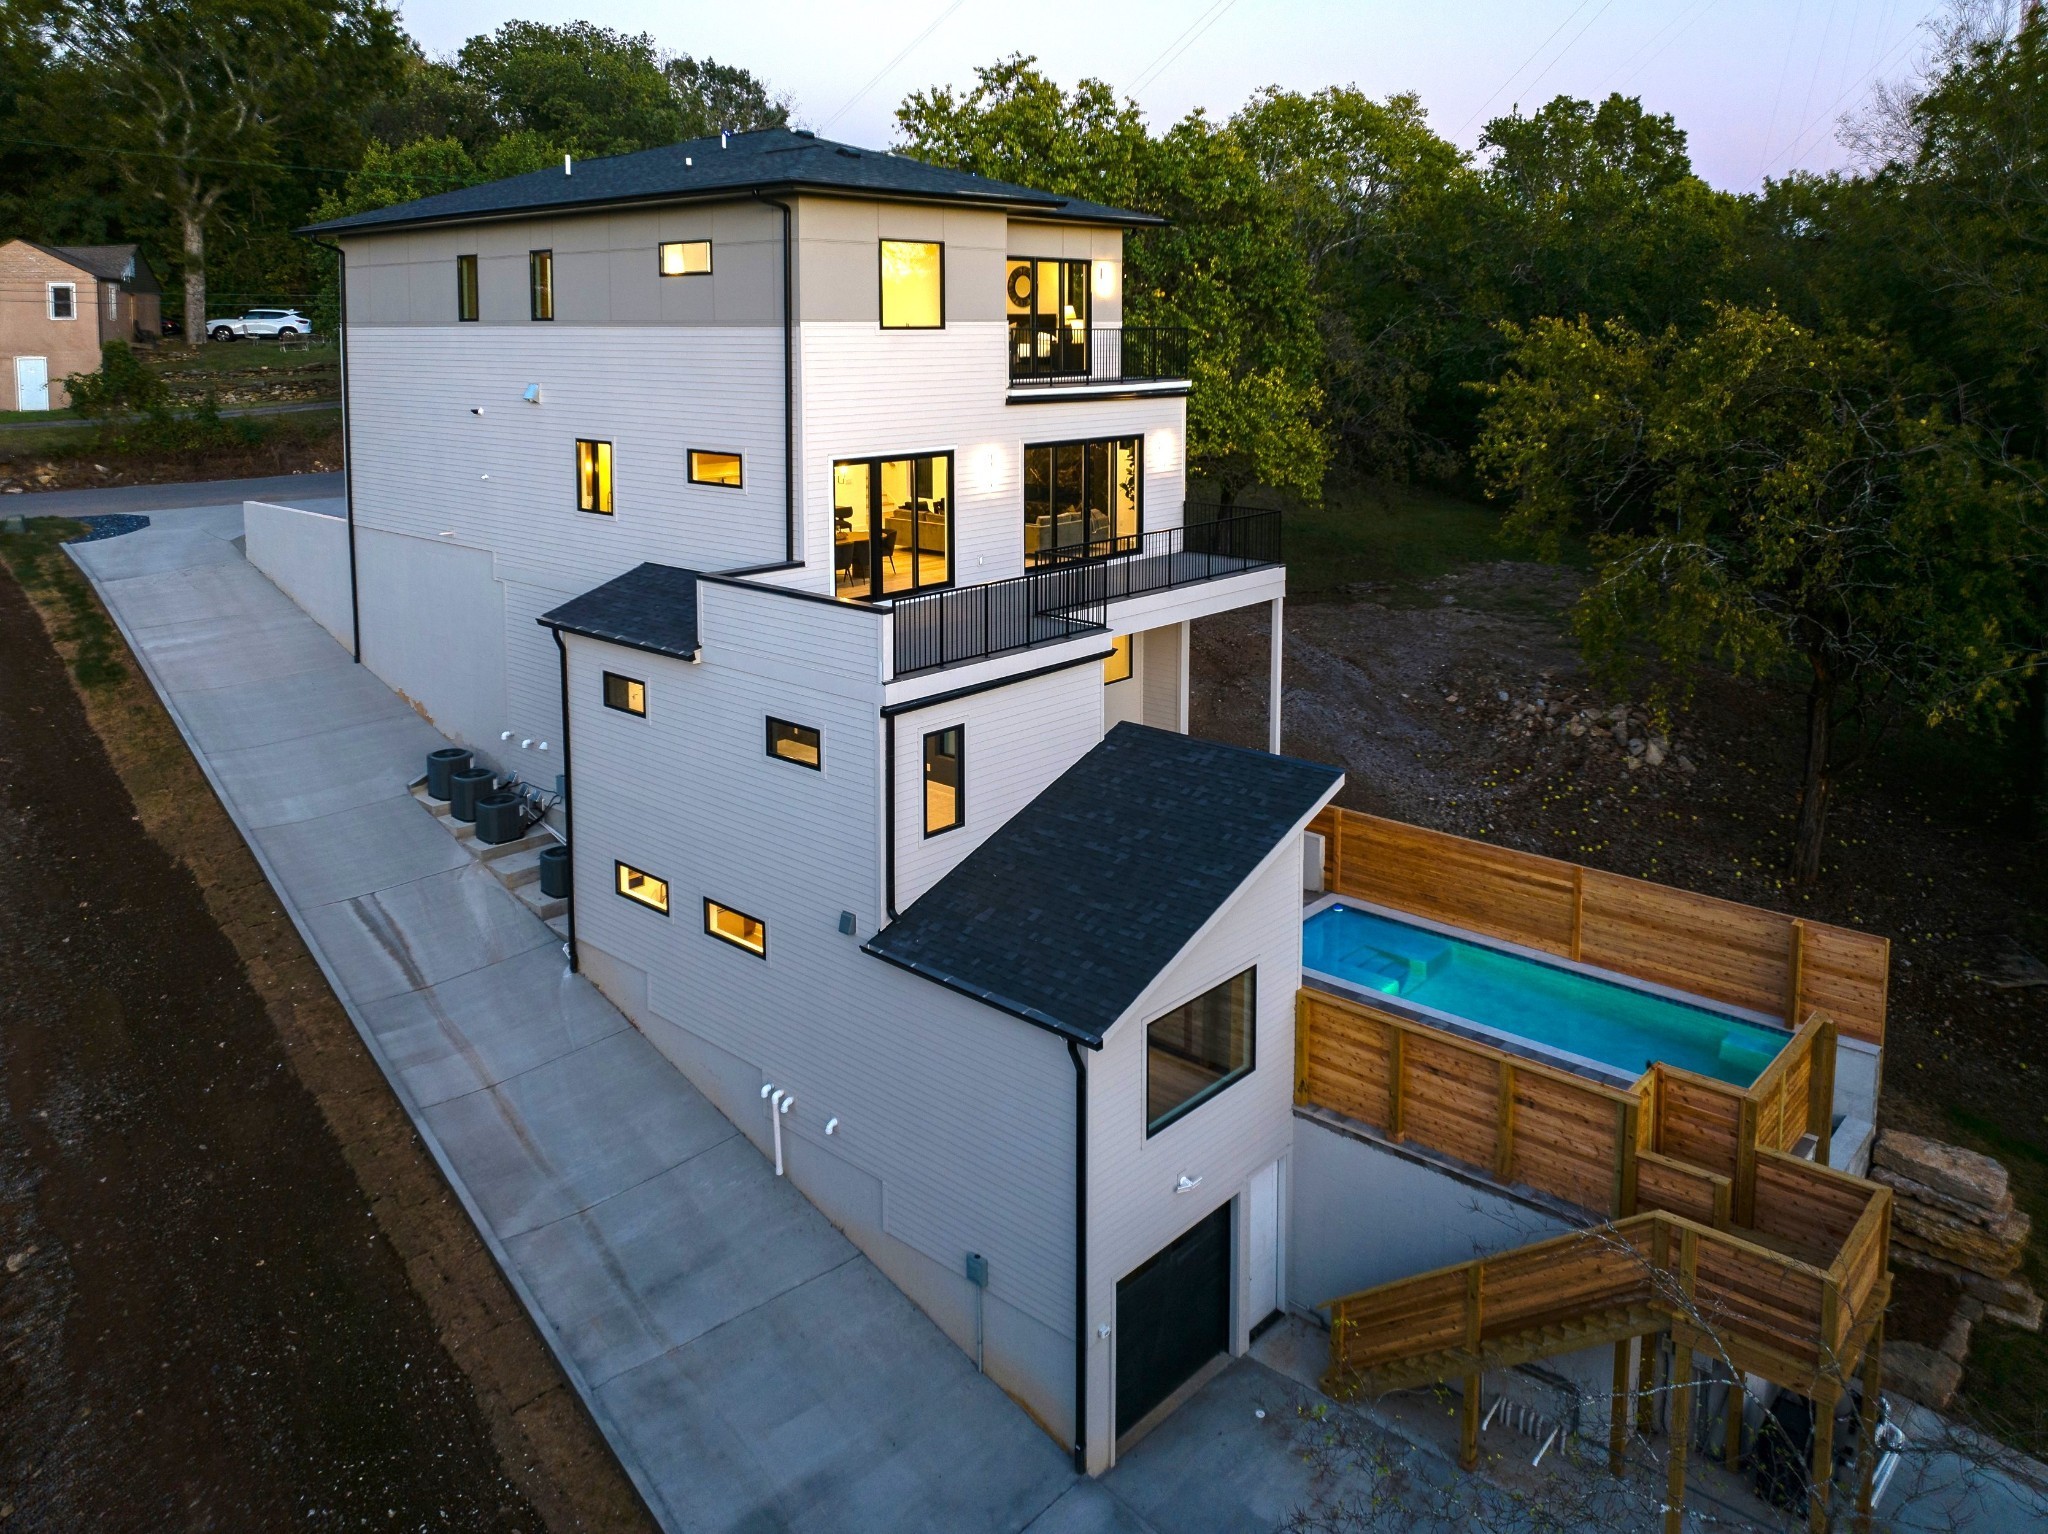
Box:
[890,505,1281,676]
[1007,325,1190,387]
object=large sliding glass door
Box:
[1023,436,1140,567]
[834,452,952,600]
[1007,259,1089,382]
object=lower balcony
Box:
[889,506,1280,677]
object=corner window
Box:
[880,240,943,329]
[576,439,613,514]
[529,249,554,321]
[922,725,962,836]
[456,254,479,321]
[659,239,712,276]
[603,672,645,716]
[48,283,76,321]
[1104,633,1133,685]
[705,898,767,957]
[1146,968,1255,1135]
[616,861,670,914]
[767,717,821,769]
[688,450,743,488]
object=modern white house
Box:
[284,127,1900,1521]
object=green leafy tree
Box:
[1477,303,2043,882]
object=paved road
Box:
[10,470,342,518]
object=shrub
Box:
[63,341,168,418]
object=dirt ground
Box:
[0,415,340,495]
[0,537,652,1530]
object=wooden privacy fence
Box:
[1308,808,1889,1045]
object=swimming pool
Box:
[1302,899,1788,1087]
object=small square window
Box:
[577,439,613,514]
[705,898,767,957]
[880,240,943,329]
[767,717,821,769]
[688,450,743,488]
[923,725,962,836]
[529,249,554,321]
[603,672,646,715]
[616,861,670,914]
[456,254,479,321]
[1146,968,1255,1135]
[1104,633,1133,685]
[659,240,712,276]
[48,283,76,320]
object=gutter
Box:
[552,629,578,971]
[750,191,797,565]
[1068,1038,1089,1475]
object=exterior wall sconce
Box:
[1091,260,1116,300]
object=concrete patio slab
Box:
[70,523,248,580]
[90,558,302,631]
[362,940,629,1107]
[140,607,356,691]
[597,1258,1077,1534]
[507,1134,858,1386]
[299,854,554,1001]
[210,711,444,828]
[252,795,472,909]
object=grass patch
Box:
[1277,480,1571,604]
[0,516,127,689]
[1943,1106,2048,1456]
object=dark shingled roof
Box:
[302,127,1163,236]
[864,724,1343,1046]
[23,241,150,286]
[538,563,700,659]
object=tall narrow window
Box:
[923,726,962,835]
[659,240,712,275]
[704,899,767,957]
[766,718,821,769]
[616,861,670,914]
[603,672,645,715]
[1104,633,1133,685]
[48,283,76,320]
[529,249,554,321]
[688,450,743,487]
[576,439,613,514]
[1146,968,1255,1134]
[1006,258,1088,380]
[1024,437,1141,567]
[456,254,479,321]
[879,240,943,329]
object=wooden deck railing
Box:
[1308,807,1889,1044]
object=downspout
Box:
[883,711,899,920]
[552,628,578,971]
[333,240,361,662]
[1067,1037,1089,1475]
[751,191,796,564]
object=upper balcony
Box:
[889,505,1280,677]
[1007,324,1190,393]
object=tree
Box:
[42,0,402,345]
[1477,304,2043,882]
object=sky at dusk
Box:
[397,1,1938,191]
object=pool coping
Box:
[1300,893,1792,1091]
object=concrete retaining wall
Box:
[244,499,351,646]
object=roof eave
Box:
[536,614,699,663]
[860,942,1106,1048]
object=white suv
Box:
[207,308,313,341]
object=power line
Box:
[1612,0,1718,96]
[1754,0,1809,182]
[1510,0,1617,107]
[1125,0,1246,100]
[1774,22,1925,171]
[818,0,971,133]
[1459,0,1598,134]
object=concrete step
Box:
[477,828,553,864]
[546,914,570,940]
[516,878,568,922]
[490,845,547,888]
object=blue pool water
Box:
[1302,903,1786,1086]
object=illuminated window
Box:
[529,249,554,321]
[659,239,712,276]
[48,283,76,320]
[456,255,478,321]
[880,240,943,329]
[576,439,613,514]
[688,450,743,487]
[767,717,821,769]
[616,861,669,914]
[923,726,962,836]
[704,898,767,957]
[1104,633,1133,685]
[1006,258,1088,380]
[1146,968,1255,1135]
[603,672,645,716]
[1024,436,1141,566]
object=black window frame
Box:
[922,724,964,837]
[1104,633,1134,685]
[1144,967,1257,1137]
[687,449,744,489]
[703,897,768,959]
[766,717,822,770]
[603,671,646,716]
[615,860,671,915]
[878,238,945,330]
[529,249,554,321]
[1006,256,1090,381]
[1024,434,1144,568]
[659,239,713,276]
[831,450,955,601]
[576,438,613,515]
[456,254,479,321]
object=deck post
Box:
[1853,1310,1885,1532]
[1812,1015,1837,1166]
[1460,1372,1481,1471]
[1665,1341,1693,1534]
[1294,993,1311,1106]
[1785,918,1806,1026]
[1636,1335,1658,1435]
[1609,1339,1632,1475]
[1570,866,1585,961]
[1388,1025,1406,1142]
[1808,1385,1837,1534]
[1494,1060,1516,1181]
[1266,595,1284,755]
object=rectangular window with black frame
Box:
[923,725,962,835]
[456,254,479,321]
[577,439,613,514]
[1006,258,1088,381]
[1024,437,1140,567]
[766,717,821,769]
[603,672,645,715]
[1146,968,1255,1134]
[529,249,554,321]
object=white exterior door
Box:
[1247,1159,1280,1326]
[14,356,50,411]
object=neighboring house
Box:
[0,240,161,410]
[293,129,1896,1510]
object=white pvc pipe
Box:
[769,1089,793,1176]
